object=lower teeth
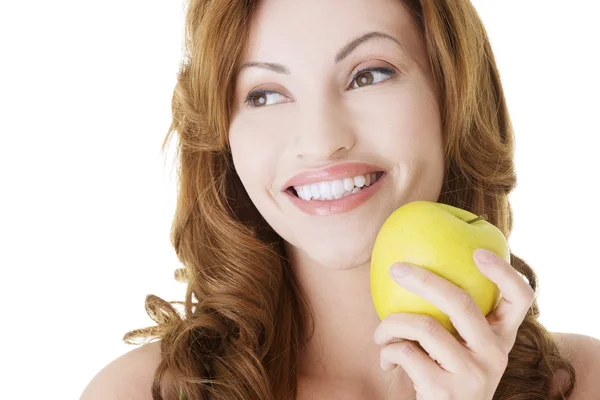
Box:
[296,186,363,201]
[341,188,359,198]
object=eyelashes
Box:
[243,66,397,109]
[244,90,285,108]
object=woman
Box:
[81,0,600,399]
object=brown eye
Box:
[350,66,396,90]
[244,90,286,108]
[250,93,267,107]
[355,71,374,87]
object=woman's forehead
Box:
[241,0,420,63]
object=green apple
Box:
[370,200,509,336]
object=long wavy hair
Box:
[123,0,577,399]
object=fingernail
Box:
[390,263,412,277]
[475,249,496,263]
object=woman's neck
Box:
[287,244,415,399]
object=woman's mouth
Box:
[286,171,385,200]
[283,171,387,216]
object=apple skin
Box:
[370,200,509,336]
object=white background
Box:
[1,1,598,399]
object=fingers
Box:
[379,338,448,387]
[473,249,536,339]
[389,262,497,353]
[384,249,532,371]
[374,312,469,373]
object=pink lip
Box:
[283,171,388,216]
[282,162,386,190]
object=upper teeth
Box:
[292,172,379,201]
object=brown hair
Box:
[123,0,577,399]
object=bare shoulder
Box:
[551,332,600,399]
[80,340,164,400]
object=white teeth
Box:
[343,178,354,191]
[292,172,382,201]
[319,181,331,198]
[301,186,310,200]
[332,180,345,199]
[306,186,314,200]
[310,183,321,200]
[354,175,366,187]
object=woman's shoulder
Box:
[550,331,600,399]
[79,333,599,399]
[80,340,164,400]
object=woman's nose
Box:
[293,97,357,161]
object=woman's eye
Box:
[243,66,396,108]
[349,66,396,89]
[243,90,286,108]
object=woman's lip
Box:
[283,172,387,216]
[282,162,387,190]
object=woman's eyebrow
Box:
[239,31,402,75]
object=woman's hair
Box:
[123,0,577,399]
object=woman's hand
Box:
[373,248,535,400]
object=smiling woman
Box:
[79,0,600,399]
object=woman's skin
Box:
[228,0,600,398]
[229,0,443,397]
[79,0,600,398]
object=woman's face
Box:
[229,0,445,269]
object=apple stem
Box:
[466,214,487,224]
